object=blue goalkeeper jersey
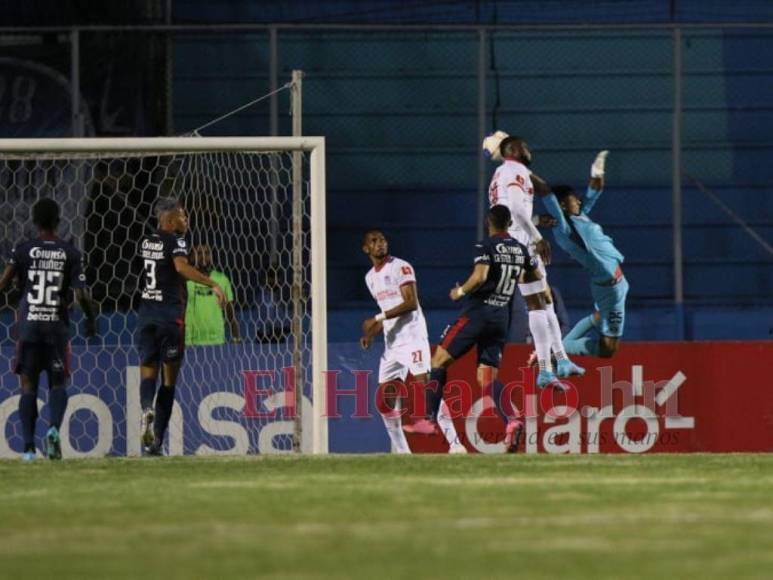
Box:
[542,187,624,283]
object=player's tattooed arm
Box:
[173,256,227,306]
[450,264,489,301]
[0,265,15,292]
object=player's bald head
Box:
[500,136,531,166]
[155,197,182,222]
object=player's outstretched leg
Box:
[490,379,523,453]
[437,400,466,453]
[404,366,446,435]
[527,309,565,391]
[544,299,585,378]
[563,313,600,357]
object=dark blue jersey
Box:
[463,233,537,312]
[9,237,85,339]
[138,230,189,322]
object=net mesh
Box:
[0,148,314,457]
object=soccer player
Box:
[137,198,226,455]
[185,244,241,345]
[540,151,628,358]
[0,198,96,461]
[360,229,466,454]
[488,135,584,381]
[412,205,557,453]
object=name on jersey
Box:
[29,247,66,272]
[141,240,165,261]
[493,243,526,265]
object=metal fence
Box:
[1,23,772,317]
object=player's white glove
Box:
[482,130,509,163]
[590,150,609,178]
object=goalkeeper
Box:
[538,151,628,358]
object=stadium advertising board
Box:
[0,342,770,456]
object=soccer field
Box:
[1,454,772,579]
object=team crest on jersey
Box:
[384,276,392,285]
[177,239,187,249]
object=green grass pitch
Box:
[1,454,773,579]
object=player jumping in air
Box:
[410,205,556,453]
[137,198,226,455]
[360,229,466,454]
[540,151,628,358]
[488,135,585,382]
[0,198,96,461]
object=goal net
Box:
[0,137,327,457]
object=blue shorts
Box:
[15,338,70,379]
[439,308,509,368]
[591,277,629,338]
[137,319,186,366]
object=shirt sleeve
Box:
[69,248,86,289]
[169,236,189,258]
[473,243,490,265]
[221,274,234,302]
[581,186,603,216]
[7,245,18,268]
[395,261,417,287]
[542,193,571,236]
[522,244,539,273]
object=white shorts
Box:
[528,243,549,292]
[378,341,431,384]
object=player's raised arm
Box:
[583,150,608,215]
[173,256,226,306]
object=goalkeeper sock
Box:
[48,386,68,431]
[545,303,568,361]
[436,400,461,446]
[564,336,600,357]
[426,367,447,421]
[153,384,176,443]
[140,377,157,411]
[380,399,411,454]
[19,391,38,453]
[565,314,597,342]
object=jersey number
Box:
[144,259,157,290]
[494,264,518,297]
[27,270,62,306]
[411,350,423,363]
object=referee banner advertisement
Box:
[0,341,771,456]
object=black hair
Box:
[32,198,60,231]
[499,135,525,159]
[488,204,512,231]
[362,228,384,245]
[552,185,577,202]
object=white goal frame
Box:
[0,136,328,454]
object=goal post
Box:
[0,137,328,456]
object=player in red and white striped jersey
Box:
[360,229,465,453]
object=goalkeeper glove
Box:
[590,150,609,178]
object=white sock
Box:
[381,399,411,454]
[545,303,568,361]
[528,309,553,373]
[437,400,461,448]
